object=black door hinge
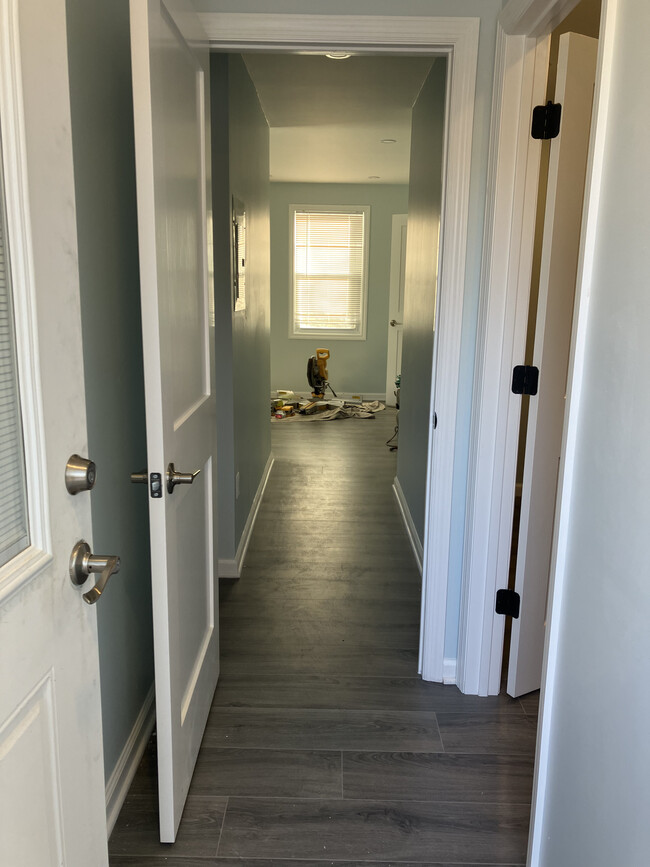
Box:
[512,365,539,396]
[496,589,521,618]
[531,101,562,140]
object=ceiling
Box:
[242,54,437,185]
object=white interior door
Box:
[0,0,108,863]
[385,213,408,405]
[130,0,218,842]
[508,32,598,698]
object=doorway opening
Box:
[212,49,450,675]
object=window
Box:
[0,136,29,568]
[290,205,369,339]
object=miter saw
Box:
[307,348,337,399]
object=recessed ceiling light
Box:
[325,52,352,60]
[368,175,381,180]
[381,138,397,144]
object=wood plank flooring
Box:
[110,410,536,865]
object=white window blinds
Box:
[0,143,29,568]
[292,207,369,337]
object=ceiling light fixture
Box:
[325,51,352,60]
[368,175,380,180]
[381,138,397,144]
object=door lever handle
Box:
[167,462,200,494]
[69,540,121,605]
[390,319,402,327]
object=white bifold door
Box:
[130,0,219,842]
[507,33,598,698]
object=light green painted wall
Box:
[270,183,409,395]
[396,60,446,546]
[65,0,153,783]
[211,55,271,558]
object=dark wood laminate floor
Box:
[110,410,536,865]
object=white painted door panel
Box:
[508,33,598,698]
[386,214,407,405]
[0,0,108,863]
[130,0,218,842]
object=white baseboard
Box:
[393,477,423,574]
[218,452,274,579]
[105,684,155,836]
[443,657,457,685]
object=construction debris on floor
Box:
[271,391,385,421]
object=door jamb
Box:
[203,13,480,683]
[458,0,611,698]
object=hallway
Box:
[109,410,537,864]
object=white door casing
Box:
[508,32,598,698]
[200,13,479,685]
[130,0,218,843]
[0,0,108,864]
[385,214,407,406]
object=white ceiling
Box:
[242,54,437,185]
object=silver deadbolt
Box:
[69,540,121,605]
[65,454,96,494]
[167,462,200,494]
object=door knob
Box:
[167,463,201,494]
[390,319,402,327]
[65,454,96,494]
[69,540,121,605]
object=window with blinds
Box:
[0,139,30,568]
[291,205,369,338]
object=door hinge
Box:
[496,588,521,618]
[531,101,562,140]
[512,365,539,396]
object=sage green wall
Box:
[270,183,409,395]
[211,54,271,559]
[65,0,153,783]
[396,60,446,546]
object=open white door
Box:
[0,0,108,863]
[508,33,598,698]
[130,0,218,843]
[385,214,407,405]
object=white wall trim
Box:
[219,452,274,578]
[392,477,423,574]
[528,1,616,862]
[105,684,155,836]
[205,13,480,685]
[500,0,581,36]
[443,657,457,685]
[458,29,550,696]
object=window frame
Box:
[288,203,370,341]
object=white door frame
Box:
[201,13,479,682]
[458,0,611,695]
[457,0,612,697]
